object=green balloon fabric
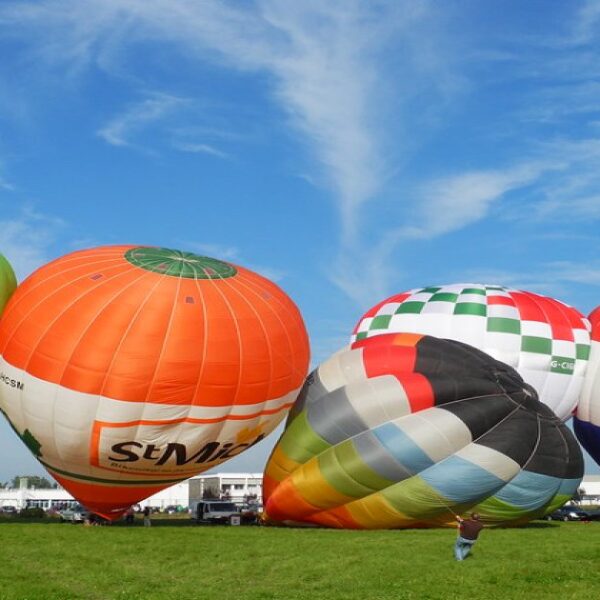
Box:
[0,253,16,315]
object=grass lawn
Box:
[1,516,599,599]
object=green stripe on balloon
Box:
[279,411,330,464]
[395,301,425,314]
[381,476,456,519]
[487,317,521,334]
[317,441,392,497]
[577,344,591,360]
[429,292,458,303]
[454,302,487,316]
[521,336,552,355]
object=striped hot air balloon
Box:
[351,284,590,421]
[0,245,309,519]
[0,252,17,316]
[574,306,600,464]
[264,333,582,529]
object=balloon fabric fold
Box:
[264,333,583,529]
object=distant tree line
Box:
[2,476,57,489]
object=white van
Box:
[194,501,240,524]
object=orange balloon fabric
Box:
[0,245,309,518]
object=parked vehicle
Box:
[194,501,240,524]
[0,506,17,515]
[58,504,91,523]
[58,504,108,524]
[239,503,263,524]
[544,507,590,521]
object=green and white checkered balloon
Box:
[352,283,590,421]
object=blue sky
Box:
[1,0,600,482]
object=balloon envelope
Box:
[574,306,600,464]
[264,333,582,529]
[0,252,17,316]
[351,283,590,421]
[0,245,309,518]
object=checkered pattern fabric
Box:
[351,284,591,421]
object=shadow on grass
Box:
[515,521,560,529]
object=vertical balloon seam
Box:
[0,250,125,330]
[140,271,184,404]
[0,253,128,355]
[554,300,591,420]
[529,421,572,517]
[59,267,154,391]
[498,412,544,515]
[190,266,211,407]
[226,273,276,407]
[226,274,306,396]
[223,275,282,440]
[203,265,244,409]
[554,415,583,491]
[4,252,131,358]
[137,271,186,478]
[523,293,566,418]
[189,269,243,447]
[96,269,167,398]
[545,419,573,514]
[239,268,309,400]
[232,268,304,385]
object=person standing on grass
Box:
[454,513,484,561]
[143,506,152,527]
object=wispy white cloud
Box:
[184,241,285,282]
[411,163,551,238]
[97,92,189,147]
[185,241,239,261]
[3,0,600,309]
[460,261,600,309]
[0,205,64,279]
[571,0,600,45]
[0,176,15,192]
[0,0,450,276]
[171,141,229,159]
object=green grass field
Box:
[1,516,599,599]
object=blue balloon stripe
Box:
[556,477,582,498]
[371,423,434,474]
[492,471,562,510]
[419,455,505,503]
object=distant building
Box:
[3,472,600,513]
[0,473,264,512]
[187,473,263,514]
[576,475,600,505]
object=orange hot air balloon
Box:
[0,245,309,519]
